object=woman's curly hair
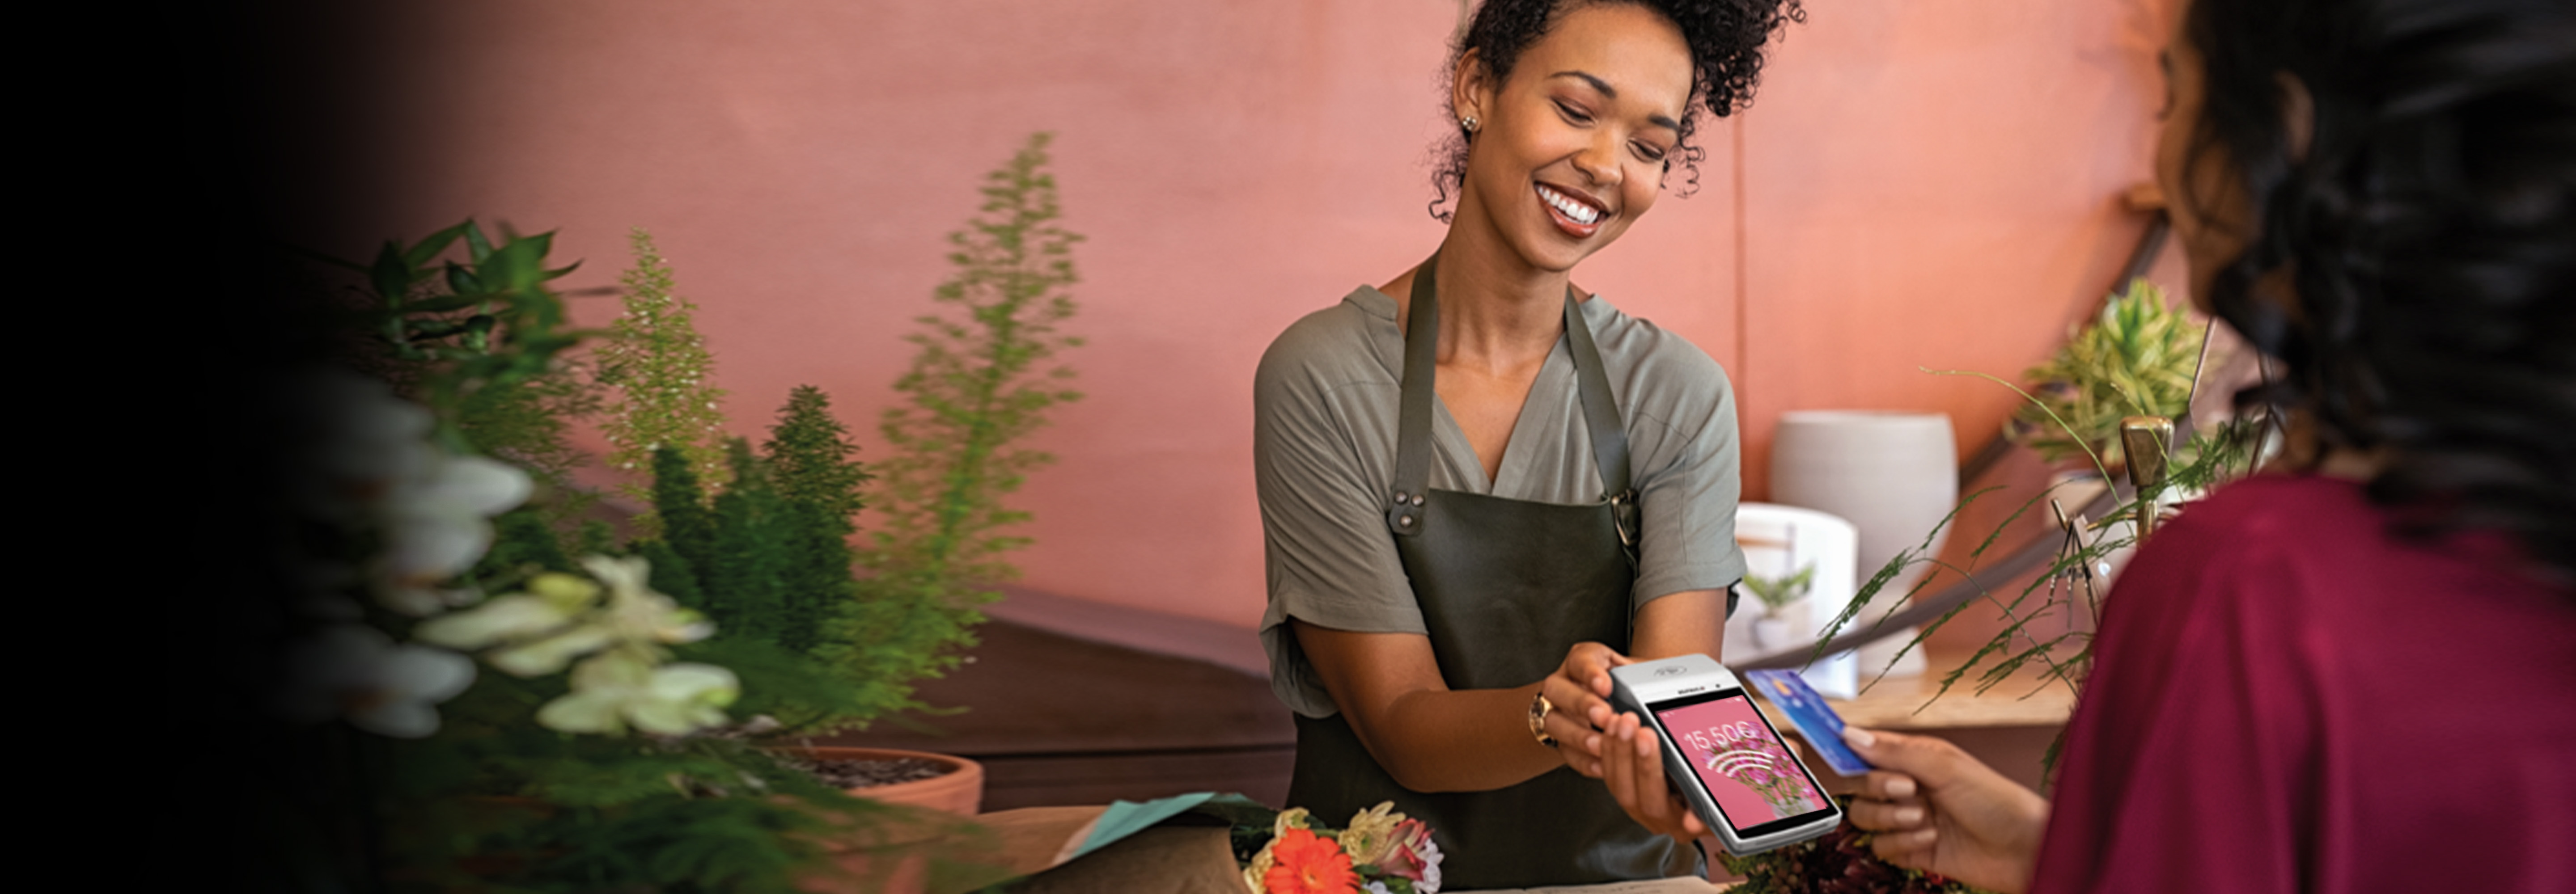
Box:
[1428,0,1805,222]
[2184,0,2576,586]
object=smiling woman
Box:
[1251,0,1803,889]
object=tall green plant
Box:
[708,438,792,643]
[2006,279,2207,469]
[597,228,731,532]
[763,385,869,655]
[635,387,879,734]
[830,131,1086,721]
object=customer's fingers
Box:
[1842,727,1972,787]
[1858,770,1919,802]
[1843,796,1928,832]
[1869,827,1939,869]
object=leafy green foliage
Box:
[598,228,732,533]
[836,131,1086,721]
[2006,279,2207,469]
[323,219,605,531]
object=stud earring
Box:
[1461,116,1479,134]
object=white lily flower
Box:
[379,454,532,586]
[535,652,737,736]
[487,624,616,677]
[627,663,740,735]
[414,594,580,650]
[278,624,476,738]
[292,370,436,523]
[583,555,713,645]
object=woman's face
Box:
[1454,3,1693,274]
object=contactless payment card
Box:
[1744,669,1871,776]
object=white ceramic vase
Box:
[1770,411,1959,679]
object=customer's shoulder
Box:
[2165,474,2368,544]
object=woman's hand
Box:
[1537,642,1629,777]
[1535,641,1706,844]
[1839,727,2050,894]
[1598,708,1708,845]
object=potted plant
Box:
[1742,563,1817,652]
[2004,278,2209,479]
[275,220,1001,894]
[583,132,1086,823]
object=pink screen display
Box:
[1652,695,1826,831]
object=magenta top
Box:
[2029,474,2576,893]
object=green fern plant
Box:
[827,131,1086,723]
[2006,279,2206,471]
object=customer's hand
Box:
[1598,708,1707,845]
[1538,642,1629,777]
[1840,727,2050,894]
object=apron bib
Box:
[1286,256,1703,890]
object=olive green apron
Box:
[1287,256,1722,890]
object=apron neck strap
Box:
[1389,253,1635,539]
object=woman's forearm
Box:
[1291,620,1570,792]
[1370,682,1568,792]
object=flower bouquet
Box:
[1236,802,1443,894]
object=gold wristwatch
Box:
[1528,692,1558,748]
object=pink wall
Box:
[347,0,2185,633]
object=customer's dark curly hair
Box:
[1428,0,1805,222]
[2183,0,2576,587]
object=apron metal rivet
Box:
[1398,515,1414,527]
[1411,495,1424,506]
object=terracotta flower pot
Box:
[780,746,985,814]
[774,746,986,894]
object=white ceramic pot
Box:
[1771,411,1958,679]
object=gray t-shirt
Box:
[1255,285,1748,718]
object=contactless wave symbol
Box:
[1703,746,1785,780]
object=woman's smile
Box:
[1536,182,1609,236]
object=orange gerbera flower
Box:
[1262,827,1359,894]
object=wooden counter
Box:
[1757,643,2079,733]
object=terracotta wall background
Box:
[332,0,2188,633]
